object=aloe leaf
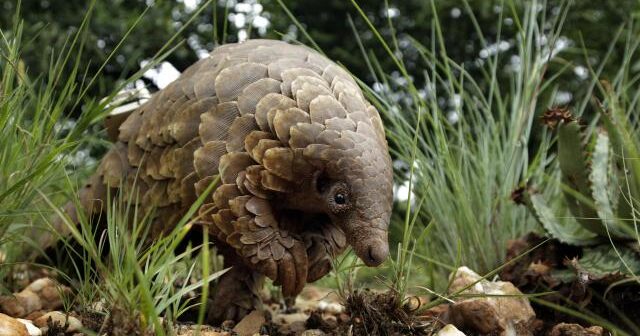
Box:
[590,130,634,238]
[570,245,640,282]
[599,105,640,225]
[526,192,599,246]
[557,120,606,235]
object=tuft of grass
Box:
[0,2,108,287]
[43,176,226,335]
[350,0,561,291]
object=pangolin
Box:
[63,39,393,322]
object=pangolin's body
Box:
[71,39,393,322]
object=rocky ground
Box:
[0,262,609,336]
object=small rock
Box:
[299,286,339,302]
[273,312,308,334]
[180,330,230,336]
[0,278,70,318]
[33,311,82,333]
[90,299,106,312]
[220,319,235,330]
[16,319,41,336]
[173,323,229,336]
[421,303,450,321]
[448,266,536,336]
[65,315,83,332]
[337,313,350,323]
[316,300,343,314]
[233,310,265,336]
[23,311,44,321]
[296,286,341,312]
[323,314,337,325]
[276,312,308,325]
[300,329,326,336]
[436,324,466,336]
[287,320,306,333]
[0,291,39,317]
[33,311,64,328]
[403,296,422,311]
[26,279,49,292]
[305,311,337,332]
[0,313,28,336]
[548,323,604,336]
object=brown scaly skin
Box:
[56,39,394,323]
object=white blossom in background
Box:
[393,160,420,207]
[385,7,400,19]
[282,24,299,42]
[229,0,270,42]
[395,180,412,203]
[67,148,97,168]
[180,0,200,12]
[478,40,511,59]
[537,36,570,63]
[450,7,462,18]
[188,35,210,59]
[449,94,462,109]
[104,79,152,115]
[509,55,521,72]
[53,120,76,134]
[554,91,573,105]
[573,65,588,80]
[140,60,181,89]
[447,111,460,124]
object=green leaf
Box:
[590,130,634,238]
[527,192,599,246]
[599,102,640,225]
[557,120,606,235]
[572,245,640,281]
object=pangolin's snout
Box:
[340,218,390,266]
[350,235,389,267]
[363,241,389,266]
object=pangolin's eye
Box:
[328,183,351,214]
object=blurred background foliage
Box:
[1,0,638,111]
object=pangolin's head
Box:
[312,139,394,266]
[261,63,394,267]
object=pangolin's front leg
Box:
[301,220,347,282]
[207,243,264,324]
